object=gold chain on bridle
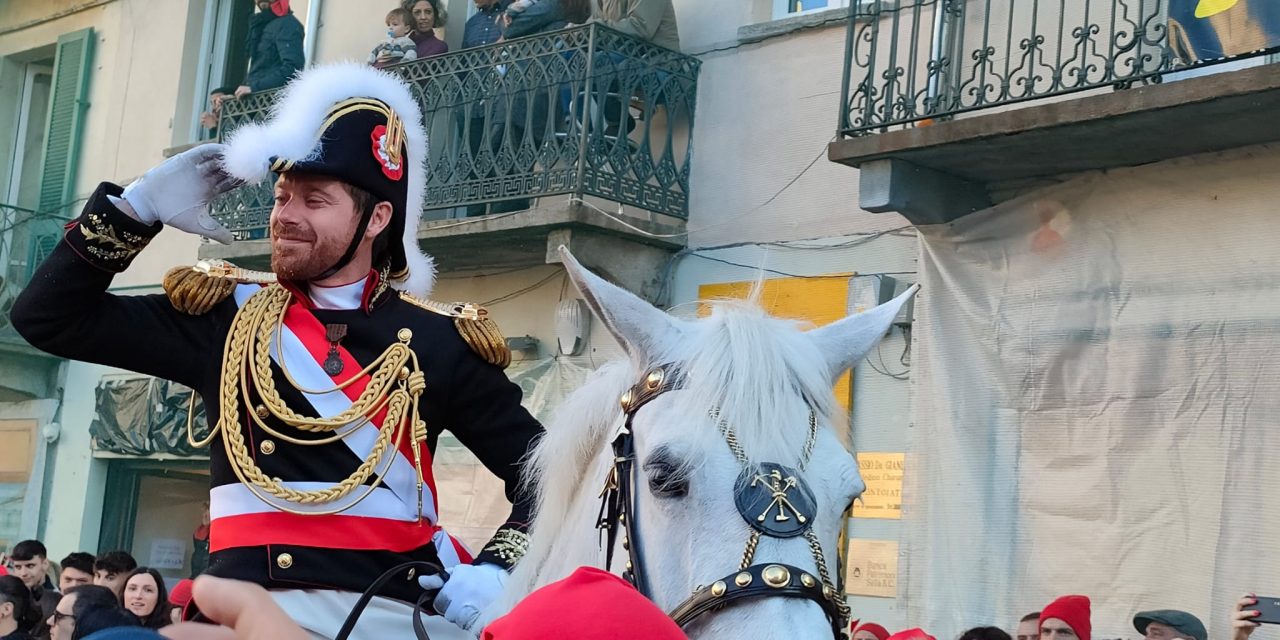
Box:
[710,408,852,625]
[187,284,430,517]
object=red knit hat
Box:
[853,622,892,640]
[887,628,936,640]
[1041,595,1092,640]
[481,567,686,639]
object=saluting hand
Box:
[119,143,238,244]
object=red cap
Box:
[481,567,686,639]
[169,578,194,608]
[0,565,7,576]
[854,623,892,640]
[1041,595,1092,640]
[887,628,936,640]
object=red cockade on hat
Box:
[370,125,404,181]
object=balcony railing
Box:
[840,0,1280,137]
[0,204,64,340]
[214,24,701,240]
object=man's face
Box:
[270,174,362,281]
[94,569,128,599]
[48,592,77,640]
[255,0,272,11]
[411,1,436,31]
[1144,622,1188,640]
[1017,619,1041,640]
[11,556,47,589]
[58,567,93,592]
[1041,619,1078,640]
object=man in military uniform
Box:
[11,63,541,639]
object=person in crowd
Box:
[1016,612,1042,640]
[8,542,59,640]
[199,88,235,140]
[961,627,1013,640]
[593,0,679,50]
[1132,609,1206,640]
[56,557,94,595]
[71,608,142,640]
[165,581,192,627]
[92,555,136,605]
[888,628,937,640]
[48,587,124,640]
[0,576,39,640]
[1040,595,1091,640]
[852,622,891,640]
[120,571,169,631]
[403,0,449,57]
[463,0,510,49]
[236,0,305,99]
[503,0,591,39]
[369,8,419,68]
[1232,594,1261,640]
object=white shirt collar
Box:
[308,279,366,310]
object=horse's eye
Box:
[644,449,688,498]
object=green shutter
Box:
[37,27,94,219]
[24,28,94,283]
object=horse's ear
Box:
[807,284,920,382]
[557,246,686,363]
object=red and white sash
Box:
[210,284,472,565]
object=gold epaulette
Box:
[163,259,277,315]
[399,293,512,369]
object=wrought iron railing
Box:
[841,0,1280,136]
[214,24,700,240]
[0,204,65,339]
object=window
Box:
[0,420,36,551]
[180,0,254,143]
[772,0,850,19]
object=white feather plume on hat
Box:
[220,62,435,298]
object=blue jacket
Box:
[244,10,305,92]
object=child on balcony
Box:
[368,8,419,68]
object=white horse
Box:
[486,249,917,638]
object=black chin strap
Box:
[316,201,377,281]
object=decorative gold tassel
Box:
[164,265,238,315]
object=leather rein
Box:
[597,365,852,638]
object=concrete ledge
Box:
[829,62,1280,188]
[737,8,849,45]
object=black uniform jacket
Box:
[10,183,544,602]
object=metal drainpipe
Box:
[926,0,948,108]
[304,0,325,65]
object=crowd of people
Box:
[850,593,1273,640]
[0,540,196,640]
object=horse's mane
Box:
[495,300,851,609]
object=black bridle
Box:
[597,365,852,638]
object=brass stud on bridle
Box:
[646,368,665,390]
[620,389,635,411]
[762,565,791,588]
[734,571,752,587]
[801,573,817,588]
[710,581,727,598]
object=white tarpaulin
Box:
[905,146,1280,639]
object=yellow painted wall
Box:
[698,275,853,410]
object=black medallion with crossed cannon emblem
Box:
[733,462,818,538]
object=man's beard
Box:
[270,222,352,281]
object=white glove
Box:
[119,143,238,244]
[419,563,507,634]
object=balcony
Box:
[829,0,1280,224]
[205,24,699,298]
[0,203,66,400]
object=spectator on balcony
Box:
[199,87,235,140]
[502,0,592,40]
[403,0,449,58]
[235,0,305,100]
[464,0,511,49]
[594,0,679,51]
[369,8,419,68]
